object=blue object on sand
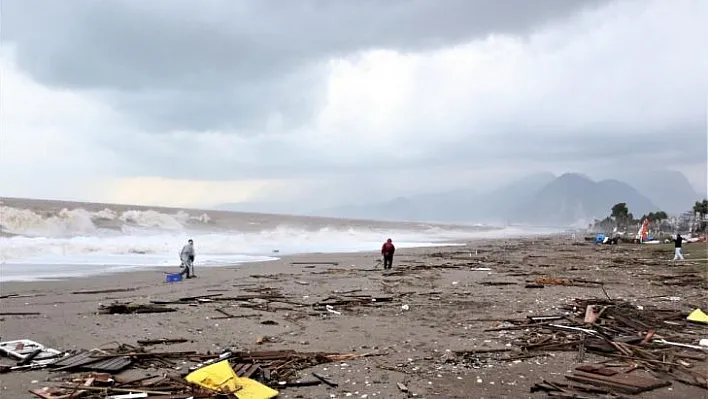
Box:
[166,273,183,283]
[595,233,606,244]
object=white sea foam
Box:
[0,205,211,236]
[0,205,560,282]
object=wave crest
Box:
[0,205,211,237]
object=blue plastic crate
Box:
[166,273,183,283]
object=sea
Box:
[0,198,560,282]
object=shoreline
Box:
[0,242,473,293]
[0,241,473,285]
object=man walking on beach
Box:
[381,238,395,270]
[672,234,684,261]
[179,239,196,278]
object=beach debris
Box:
[0,312,42,316]
[98,303,177,314]
[687,308,708,324]
[524,283,544,289]
[185,360,279,398]
[0,293,46,300]
[26,346,376,398]
[71,288,137,295]
[50,350,133,373]
[325,305,341,315]
[565,364,671,394]
[396,382,409,392]
[478,281,516,286]
[532,277,603,287]
[136,338,189,346]
[312,372,338,387]
[291,261,340,266]
[0,340,63,369]
[508,297,708,395]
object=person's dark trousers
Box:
[383,255,393,269]
[179,260,192,278]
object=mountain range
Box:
[217,170,703,226]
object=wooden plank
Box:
[565,375,643,394]
[71,288,137,295]
[568,370,671,393]
[242,364,260,379]
[576,365,617,376]
[0,312,42,316]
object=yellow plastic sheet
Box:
[185,360,279,399]
[687,308,708,324]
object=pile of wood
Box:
[507,298,707,396]
[312,294,396,311]
[32,372,217,399]
[28,344,380,398]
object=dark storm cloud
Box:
[1,0,608,131]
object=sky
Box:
[1,0,706,211]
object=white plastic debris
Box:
[325,305,341,315]
[401,304,410,311]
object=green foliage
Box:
[611,203,629,219]
[610,202,635,228]
[640,211,668,223]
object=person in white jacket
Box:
[179,239,196,278]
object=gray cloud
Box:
[2,0,607,131]
[1,0,706,207]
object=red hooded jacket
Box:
[381,239,395,256]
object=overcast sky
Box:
[1,0,706,209]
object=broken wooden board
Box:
[565,369,671,394]
[29,386,87,399]
[71,288,137,295]
[98,303,176,314]
[49,351,132,373]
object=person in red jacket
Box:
[381,238,395,270]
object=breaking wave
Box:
[0,205,211,236]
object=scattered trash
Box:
[325,305,341,315]
[185,360,279,398]
[518,298,708,394]
[71,288,138,295]
[687,308,708,324]
[0,339,62,371]
[136,338,188,346]
[312,372,338,387]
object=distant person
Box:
[179,239,196,278]
[381,238,395,270]
[672,234,684,261]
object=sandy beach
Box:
[1,236,706,398]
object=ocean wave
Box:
[0,205,211,237]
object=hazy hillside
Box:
[217,171,693,226]
[312,172,556,223]
[620,170,700,214]
[512,173,659,225]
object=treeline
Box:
[592,198,708,233]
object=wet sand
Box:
[1,237,706,398]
